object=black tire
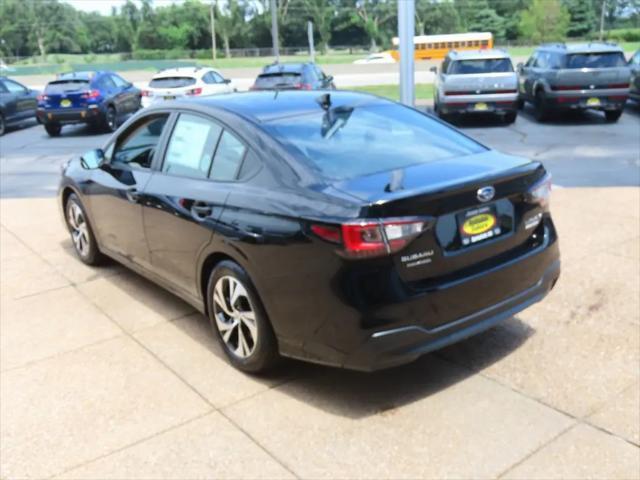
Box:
[533,89,550,122]
[44,123,61,137]
[517,98,525,110]
[64,193,104,266]
[103,105,118,132]
[0,113,5,136]
[504,111,517,124]
[604,109,623,123]
[206,260,280,374]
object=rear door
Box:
[85,113,170,269]
[142,112,247,296]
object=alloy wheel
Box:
[106,108,117,131]
[67,202,90,257]
[212,276,258,358]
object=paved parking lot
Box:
[1,103,639,478]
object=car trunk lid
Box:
[330,151,548,285]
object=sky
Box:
[62,0,188,16]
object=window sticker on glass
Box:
[163,114,221,178]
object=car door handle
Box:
[191,202,213,220]
[125,188,140,203]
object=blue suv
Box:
[37,71,141,136]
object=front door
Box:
[85,113,171,269]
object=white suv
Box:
[141,67,235,108]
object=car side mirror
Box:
[429,66,437,73]
[223,78,231,84]
[325,75,334,83]
[80,148,105,169]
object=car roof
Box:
[261,63,312,74]
[152,66,211,79]
[538,42,624,54]
[448,49,510,60]
[160,90,387,124]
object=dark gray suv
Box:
[518,42,630,122]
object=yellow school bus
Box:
[390,32,494,61]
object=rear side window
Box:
[448,58,513,74]
[264,103,485,181]
[254,73,301,89]
[45,80,89,94]
[110,74,129,88]
[210,131,247,181]
[565,52,627,69]
[149,77,196,88]
[163,113,222,179]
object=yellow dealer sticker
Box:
[462,213,496,236]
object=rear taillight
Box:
[81,89,101,99]
[526,173,552,208]
[141,90,151,97]
[311,218,429,259]
[608,83,628,89]
[37,94,48,102]
[296,83,312,90]
[187,87,203,96]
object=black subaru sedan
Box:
[59,91,560,373]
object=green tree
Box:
[351,0,395,51]
[300,0,337,53]
[520,0,570,43]
[469,8,505,39]
[564,0,597,37]
[416,0,462,35]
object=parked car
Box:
[518,42,630,122]
[432,49,519,124]
[59,91,560,373]
[353,52,396,64]
[141,67,235,108]
[250,62,335,90]
[37,71,141,137]
[628,50,640,103]
[0,76,38,135]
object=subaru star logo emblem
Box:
[477,186,495,203]
[590,85,595,89]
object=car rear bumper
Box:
[37,106,102,124]
[343,258,559,371]
[546,90,628,110]
[441,94,518,115]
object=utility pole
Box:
[270,0,280,62]
[210,1,217,61]
[599,0,607,41]
[398,0,415,106]
[307,21,315,63]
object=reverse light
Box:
[187,87,203,96]
[527,173,552,208]
[312,218,430,259]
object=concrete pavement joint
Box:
[48,410,215,479]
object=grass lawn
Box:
[200,53,362,68]
[350,84,434,101]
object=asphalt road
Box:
[0,102,639,198]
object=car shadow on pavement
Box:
[517,104,613,126]
[93,258,535,419]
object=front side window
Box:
[210,130,247,181]
[264,103,485,181]
[448,58,513,74]
[112,115,169,169]
[163,113,222,179]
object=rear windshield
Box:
[448,58,513,74]
[263,103,486,180]
[565,52,627,69]
[45,80,89,93]
[149,77,196,88]
[254,73,301,89]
